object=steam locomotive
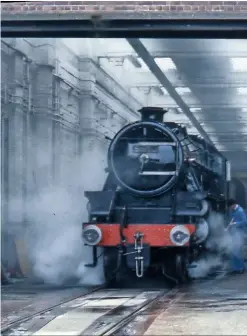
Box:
[82,107,231,283]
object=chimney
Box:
[138,106,168,123]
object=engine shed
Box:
[1,3,247,336]
[1,2,247,284]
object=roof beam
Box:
[140,103,247,109]
[127,38,214,146]
[131,83,247,89]
[146,51,247,58]
[121,71,247,87]
[82,45,247,59]
[191,104,247,108]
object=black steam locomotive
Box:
[82,107,231,283]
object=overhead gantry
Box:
[127,38,214,146]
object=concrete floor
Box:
[2,272,247,335]
[145,272,247,335]
[1,281,95,331]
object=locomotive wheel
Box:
[103,248,137,287]
[175,254,190,284]
[161,250,189,284]
[103,247,119,286]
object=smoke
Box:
[188,255,223,279]
[5,139,108,287]
[189,211,243,279]
[27,187,104,286]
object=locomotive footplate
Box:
[125,232,150,277]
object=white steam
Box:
[6,140,108,286]
[189,256,223,279]
[189,211,242,279]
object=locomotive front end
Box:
[107,107,184,196]
[81,106,227,284]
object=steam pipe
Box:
[176,200,209,216]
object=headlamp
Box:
[82,225,102,246]
[170,225,190,246]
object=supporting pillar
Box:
[1,46,29,277]
[7,54,26,229]
[31,42,56,192]
[79,94,103,190]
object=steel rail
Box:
[1,284,105,334]
[94,287,180,336]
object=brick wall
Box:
[2,1,247,16]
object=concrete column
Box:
[7,54,26,231]
[111,111,126,133]
[1,48,13,238]
[78,93,105,191]
[31,64,54,191]
[79,95,96,149]
[0,48,30,273]
[1,115,9,235]
[59,126,79,189]
[51,74,61,188]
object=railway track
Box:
[2,273,246,335]
[1,284,105,334]
[1,284,179,336]
[2,274,224,336]
[81,287,180,336]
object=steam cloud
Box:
[4,129,244,284]
[5,140,108,286]
[188,211,243,279]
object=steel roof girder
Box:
[127,38,214,146]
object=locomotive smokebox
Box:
[138,106,168,123]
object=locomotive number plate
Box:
[132,145,159,153]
